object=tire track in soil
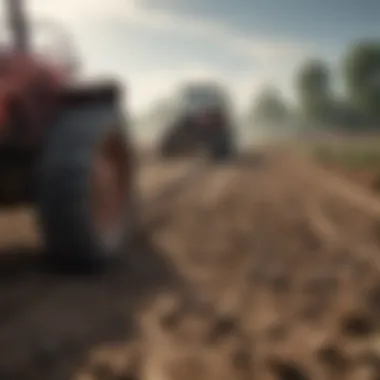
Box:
[0,157,216,380]
[269,153,380,379]
[130,155,327,380]
[289,151,380,264]
[120,151,380,380]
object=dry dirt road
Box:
[1,149,380,380]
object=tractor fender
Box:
[59,79,123,107]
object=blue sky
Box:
[6,0,380,115]
[143,0,378,46]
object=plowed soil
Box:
[1,149,380,380]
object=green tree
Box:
[250,86,289,126]
[343,40,380,122]
[295,59,333,122]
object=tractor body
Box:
[0,43,69,205]
[0,0,136,270]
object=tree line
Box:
[249,40,380,132]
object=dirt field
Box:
[316,157,380,197]
[1,148,380,380]
[300,134,380,193]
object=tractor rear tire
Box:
[36,101,137,271]
[210,129,235,161]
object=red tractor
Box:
[0,0,136,270]
[159,81,236,160]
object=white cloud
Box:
[26,0,310,63]
[120,4,308,63]
[0,0,307,116]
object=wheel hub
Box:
[92,133,129,250]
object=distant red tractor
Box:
[159,81,236,160]
[0,0,136,270]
